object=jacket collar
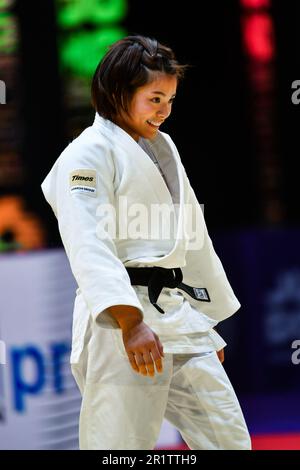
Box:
[92,112,162,150]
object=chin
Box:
[146,129,158,139]
[139,131,153,140]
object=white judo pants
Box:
[71,323,251,450]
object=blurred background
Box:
[1,0,300,450]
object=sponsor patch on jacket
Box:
[69,169,97,196]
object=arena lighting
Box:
[242,13,275,62]
[240,0,270,9]
[60,28,126,77]
[240,0,282,223]
[57,0,127,27]
[0,2,17,55]
[56,0,128,77]
[0,196,45,251]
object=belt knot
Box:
[148,267,183,313]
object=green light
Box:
[58,0,127,28]
[60,27,126,77]
[0,0,11,10]
[0,13,16,54]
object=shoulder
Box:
[57,126,114,176]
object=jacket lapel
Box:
[93,114,188,265]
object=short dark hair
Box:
[91,35,187,121]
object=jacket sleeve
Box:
[54,142,144,329]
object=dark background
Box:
[11,0,300,235]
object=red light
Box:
[242,13,275,61]
[240,0,270,9]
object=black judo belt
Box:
[126,267,211,314]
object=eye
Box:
[150,97,161,103]
[150,97,175,104]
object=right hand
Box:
[122,321,164,377]
[107,305,164,377]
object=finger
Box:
[127,351,139,372]
[158,340,164,357]
[151,347,163,373]
[135,352,148,375]
[142,351,155,377]
[153,333,164,358]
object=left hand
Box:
[217,348,224,363]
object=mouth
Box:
[146,120,164,129]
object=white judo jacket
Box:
[41,114,240,360]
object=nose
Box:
[157,102,171,119]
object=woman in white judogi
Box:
[41,35,251,450]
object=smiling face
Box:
[115,73,177,141]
